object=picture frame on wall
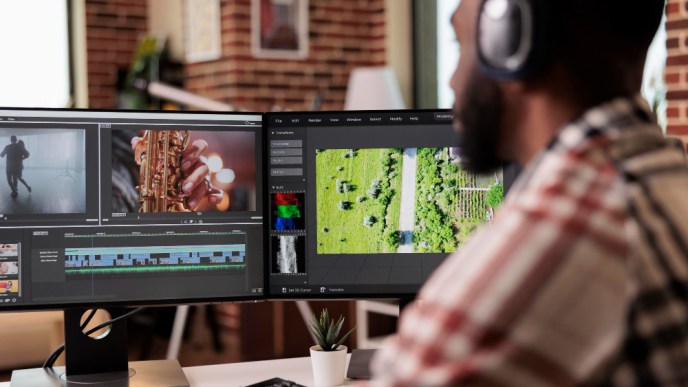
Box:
[251,0,309,59]
[185,0,222,63]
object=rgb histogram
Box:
[272,193,305,230]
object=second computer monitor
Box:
[265,110,506,299]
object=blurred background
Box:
[0,0,679,379]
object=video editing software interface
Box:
[266,111,504,297]
[0,109,264,310]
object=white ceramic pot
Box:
[309,345,347,386]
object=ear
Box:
[499,79,530,104]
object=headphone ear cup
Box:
[477,0,546,80]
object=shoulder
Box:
[421,147,629,302]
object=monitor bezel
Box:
[263,108,512,301]
[0,106,267,312]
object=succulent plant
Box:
[308,309,355,352]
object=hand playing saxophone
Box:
[131,136,223,211]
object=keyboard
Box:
[245,377,306,387]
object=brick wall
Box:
[185,0,387,112]
[665,0,688,148]
[83,0,386,111]
[85,0,148,109]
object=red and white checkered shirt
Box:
[368,96,688,386]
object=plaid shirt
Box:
[368,96,688,386]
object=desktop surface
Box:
[2,357,352,387]
[184,355,354,386]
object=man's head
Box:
[451,0,665,173]
[0,262,8,274]
[10,136,16,144]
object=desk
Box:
[185,356,354,386]
[1,356,355,387]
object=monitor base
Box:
[10,359,189,387]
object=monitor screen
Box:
[0,109,265,311]
[265,110,506,298]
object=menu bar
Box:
[268,111,453,127]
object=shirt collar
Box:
[546,94,655,155]
[506,95,657,201]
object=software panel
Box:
[0,109,264,311]
[266,110,505,298]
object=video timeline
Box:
[65,244,246,275]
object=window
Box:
[0,1,72,108]
[417,0,669,123]
[642,15,667,133]
[413,0,464,109]
[437,0,462,109]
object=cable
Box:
[42,308,146,370]
[43,308,98,369]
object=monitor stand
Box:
[10,308,190,387]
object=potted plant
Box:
[308,309,355,386]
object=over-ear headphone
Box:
[476,0,549,80]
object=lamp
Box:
[344,67,405,110]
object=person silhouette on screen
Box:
[0,136,29,198]
[15,140,31,193]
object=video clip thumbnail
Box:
[112,129,257,214]
[0,129,86,214]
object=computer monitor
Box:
[265,110,511,302]
[0,108,264,385]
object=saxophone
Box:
[134,130,192,212]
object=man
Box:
[0,135,29,198]
[370,0,688,386]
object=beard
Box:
[454,68,506,174]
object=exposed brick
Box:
[668,2,680,15]
[669,37,681,49]
[666,72,681,85]
[85,0,148,108]
[186,0,387,111]
[668,107,681,118]
[85,0,386,111]
[667,54,688,67]
[667,125,688,135]
[667,19,688,31]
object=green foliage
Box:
[384,229,400,250]
[378,191,392,206]
[308,309,356,352]
[335,179,354,194]
[413,148,459,253]
[363,215,377,227]
[367,180,381,199]
[486,183,504,209]
[315,148,402,253]
[342,149,356,158]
